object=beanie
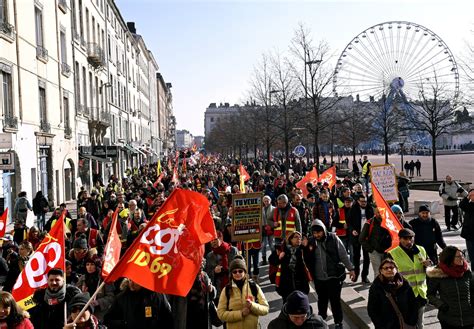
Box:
[229,255,247,273]
[285,290,310,315]
[69,292,94,313]
[73,234,88,250]
[391,205,403,213]
[418,204,430,213]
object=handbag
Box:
[385,292,416,329]
[209,300,223,327]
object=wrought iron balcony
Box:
[87,43,105,68]
[40,120,51,133]
[61,62,71,77]
[3,115,18,131]
[85,106,95,118]
[36,45,48,61]
[0,21,15,38]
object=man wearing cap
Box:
[30,268,81,329]
[64,292,102,328]
[268,290,328,328]
[409,205,446,264]
[305,219,355,329]
[388,228,431,329]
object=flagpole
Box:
[71,282,106,325]
[245,241,249,297]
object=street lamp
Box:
[399,134,407,174]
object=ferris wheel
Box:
[333,21,460,104]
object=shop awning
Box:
[123,144,138,154]
[79,154,114,163]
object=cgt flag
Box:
[12,212,66,310]
[318,166,337,189]
[371,182,403,252]
[105,189,217,296]
[0,208,8,238]
[296,167,319,198]
[101,208,122,279]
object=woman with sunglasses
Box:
[217,255,269,329]
[427,246,474,329]
[275,231,311,302]
[368,258,418,329]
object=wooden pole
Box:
[71,281,106,325]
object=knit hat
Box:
[73,234,88,250]
[285,290,310,315]
[418,204,430,213]
[391,205,403,213]
[398,228,415,238]
[229,255,247,274]
[69,292,94,313]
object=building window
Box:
[34,6,43,47]
[82,67,87,107]
[210,117,214,122]
[63,94,69,127]
[1,67,13,117]
[60,30,67,63]
[78,0,84,39]
[38,85,47,122]
[75,61,80,104]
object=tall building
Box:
[204,102,240,139]
[176,130,193,149]
[0,0,174,219]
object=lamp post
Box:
[399,134,407,174]
[304,55,322,163]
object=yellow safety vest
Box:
[336,198,344,209]
[389,245,428,299]
[51,217,72,233]
[362,161,371,176]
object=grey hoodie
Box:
[308,219,354,281]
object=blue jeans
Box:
[36,213,46,231]
[243,248,260,276]
[261,235,274,261]
[466,239,474,263]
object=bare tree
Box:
[410,76,457,180]
[289,23,339,165]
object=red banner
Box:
[371,183,403,252]
[318,166,337,189]
[296,167,319,198]
[0,208,8,238]
[239,163,250,182]
[105,189,217,296]
[102,209,122,279]
[13,212,66,310]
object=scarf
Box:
[439,260,468,278]
[379,272,404,292]
[44,284,66,306]
[288,245,298,272]
[212,241,231,289]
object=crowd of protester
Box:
[1,153,473,329]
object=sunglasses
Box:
[232,269,244,274]
[381,266,395,271]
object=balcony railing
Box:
[3,115,18,131]
[87,43,105,68]
[0,21,15,39]
[61,62,71,77]
[36,45,48,61]
[99,110,111,126]
[40,120,51,133]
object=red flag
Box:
[371,182,403,252]
[105,189,217,296]
[0,208,8,238]
[153,172,165,188]
[102,208,122,279]
[13,212,66,310]
[318,166,337,189]
[296,168,319,198]
[239,163,250,182]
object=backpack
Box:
[225,280,259,310]
[17,198,28,211]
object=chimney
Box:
[127,22,136,34]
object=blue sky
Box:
[116,0,473,136]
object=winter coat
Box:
[426,266,474,327]
[205,245,238,296]
[104,279,174,329]
[268,305,328,329]
[439,181,467,207]
[312,200,335,229]
[305,219,354,282]
[32,196,49,216]
[409,217,446,264]
[359,216,391,254]
[30,284,81,329]
[347,203,374,243]
[276,244,310,300]
[460,197,474,240]
[367,274,419,329]
[216,279,269,329]
[0,318,34,329]
[76,274,115,321]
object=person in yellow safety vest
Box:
[44,208,73,233]
[388,228,431,329]
[335,197,353,252]
[273,194,302,245]
[336,187,352,209]
[361,155,371,193]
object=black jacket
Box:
[368,274,418,328]
[104,284,174,329]
[409,217,446,263]
[347,204,374,241]
[268,305,328,329]
[33,196,49,216]
[359,216,391,254]
[276,244,310,300]
[30,284,81,329]
[460,197,474,240]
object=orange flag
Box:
[296,168,319,198]
[13,212,66,310]
[0,208,8,238]
[318,166,337,189]
[104,189,217,297]
[102,208,122,279]
[239,163,250,182]
[371,182,403,252]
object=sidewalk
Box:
[340,190,452,328]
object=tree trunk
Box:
[266,138,271,162]
[384,133,389,164]
[432,135,438,181]
[285,134,290,179]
